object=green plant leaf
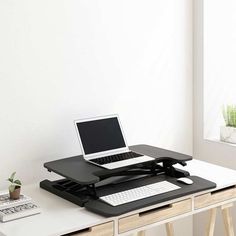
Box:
[11,183,21,186]
[222,105,228,126]
[222,105,236,128]
[7,178,13,183]
[9,172,16,181]
[227,105,232,126]
[14,180,22,186]
[9,185,15,193]
[233,106,236,127]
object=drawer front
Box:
[63,222,114,236]
[194,186,236,209]
[118,199,192,233]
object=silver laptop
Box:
[74,114,154,169]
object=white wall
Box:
[0,1,193,235]
[193,0,236,235]
[204,0,236,139]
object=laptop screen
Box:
[76,117,126,155]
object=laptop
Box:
[74,114,155,169]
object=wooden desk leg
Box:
[165,222,174,236]
[221,203,235,236]
[135,223,174,236]
[137,231,145,236]
[206,208,217,236]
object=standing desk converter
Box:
[40,145,216,216]
[1,145,236,236]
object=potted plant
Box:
[7,172,22,200]
[221,105,236,144]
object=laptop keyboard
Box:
[90,152,142,165]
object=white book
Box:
[0,193,31,209]
[0,193,41,222]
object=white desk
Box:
[1,159,236,236]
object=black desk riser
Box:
[40,145,216,216]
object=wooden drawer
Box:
[63,222,114,236]
[194,185,236,209]
[118,199,192,233]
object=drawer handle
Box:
[63,227,91,235]
[211,185,236,195]
[139,204,172,217]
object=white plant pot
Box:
[220,126,236,144]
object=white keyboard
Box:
[100,181,180,206]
